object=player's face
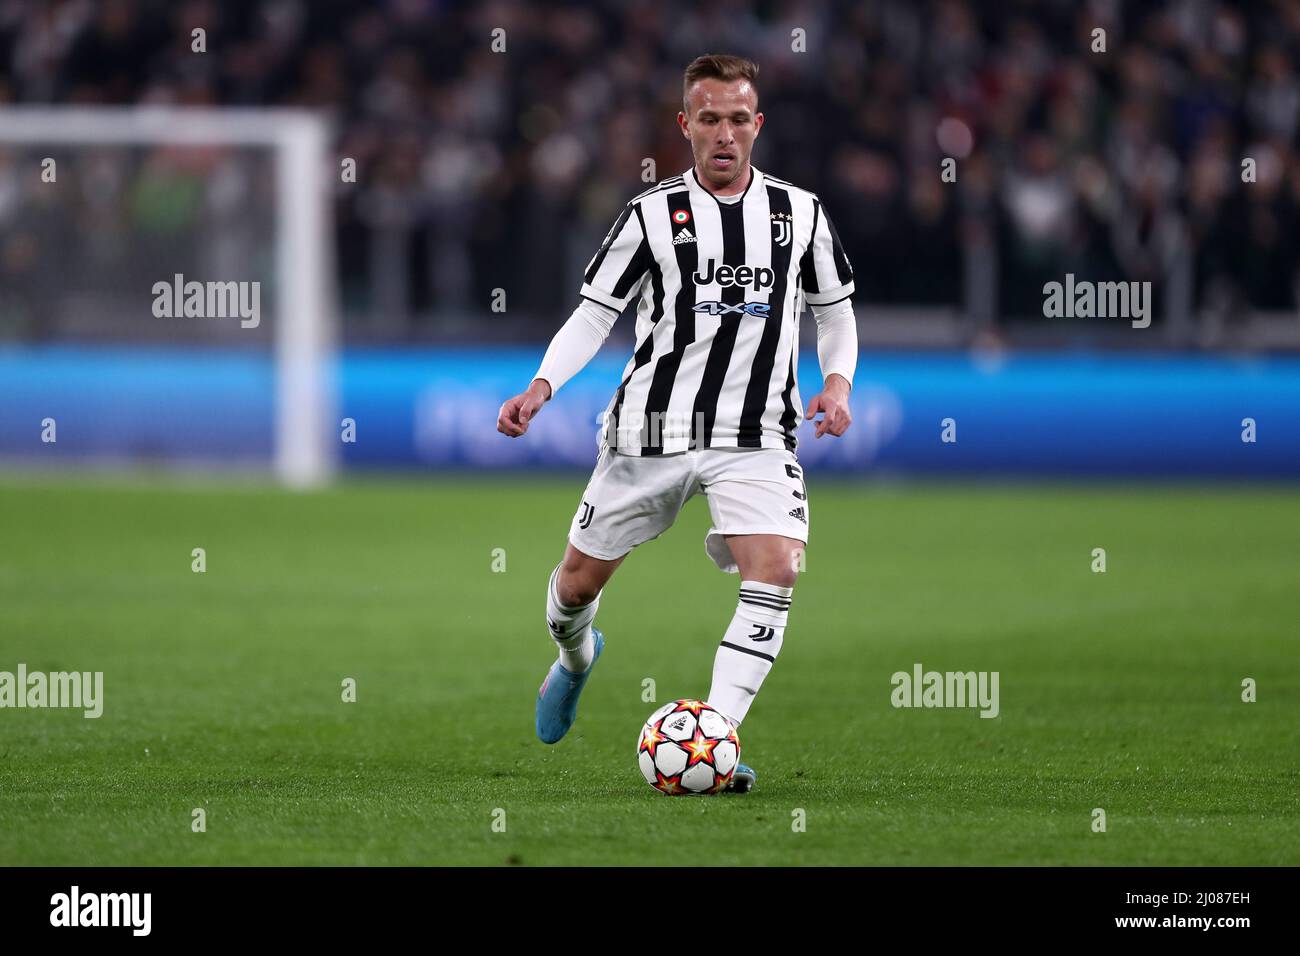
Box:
[678,78,764,192]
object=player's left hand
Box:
[497,378,552,438]
[805,374,852,438]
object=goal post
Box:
[0,106,338,488]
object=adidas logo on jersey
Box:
[788,506,807,524]
[672,228,696,245]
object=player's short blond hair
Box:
[682,54,760,115]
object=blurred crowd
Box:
[1,0,1298,341]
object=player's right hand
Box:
[497,379,552,437]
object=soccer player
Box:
[497,54,856,793]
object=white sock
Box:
[707,580,791,725]
[546,563,600,673]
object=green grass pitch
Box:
[0,475,1296,866]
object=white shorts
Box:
[567,445,810,573]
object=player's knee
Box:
[556,566,600,607]
[559,580,599,607]
[765,566,798,590]
[737,557,797,589]
[770,550,801,589]
[749,561,797,590]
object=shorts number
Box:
[785,463,807,501]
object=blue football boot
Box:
[535,628,605,744]
[726,762,756,793]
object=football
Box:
[637,699,740,795]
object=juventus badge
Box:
[578,500,595,529]
[770,214,792,247]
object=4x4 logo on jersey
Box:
[692,260,775,291]
[693,300,769,317]
[771,211,793,247]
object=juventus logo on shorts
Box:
[747,624,776,642]
[578,500,596,529]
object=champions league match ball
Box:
[637,699,740,795]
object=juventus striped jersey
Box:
[581,166,854,456]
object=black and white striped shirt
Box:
[582,166,854,456]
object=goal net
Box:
[0,107,337,488]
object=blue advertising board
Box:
[2,347,1297,477]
